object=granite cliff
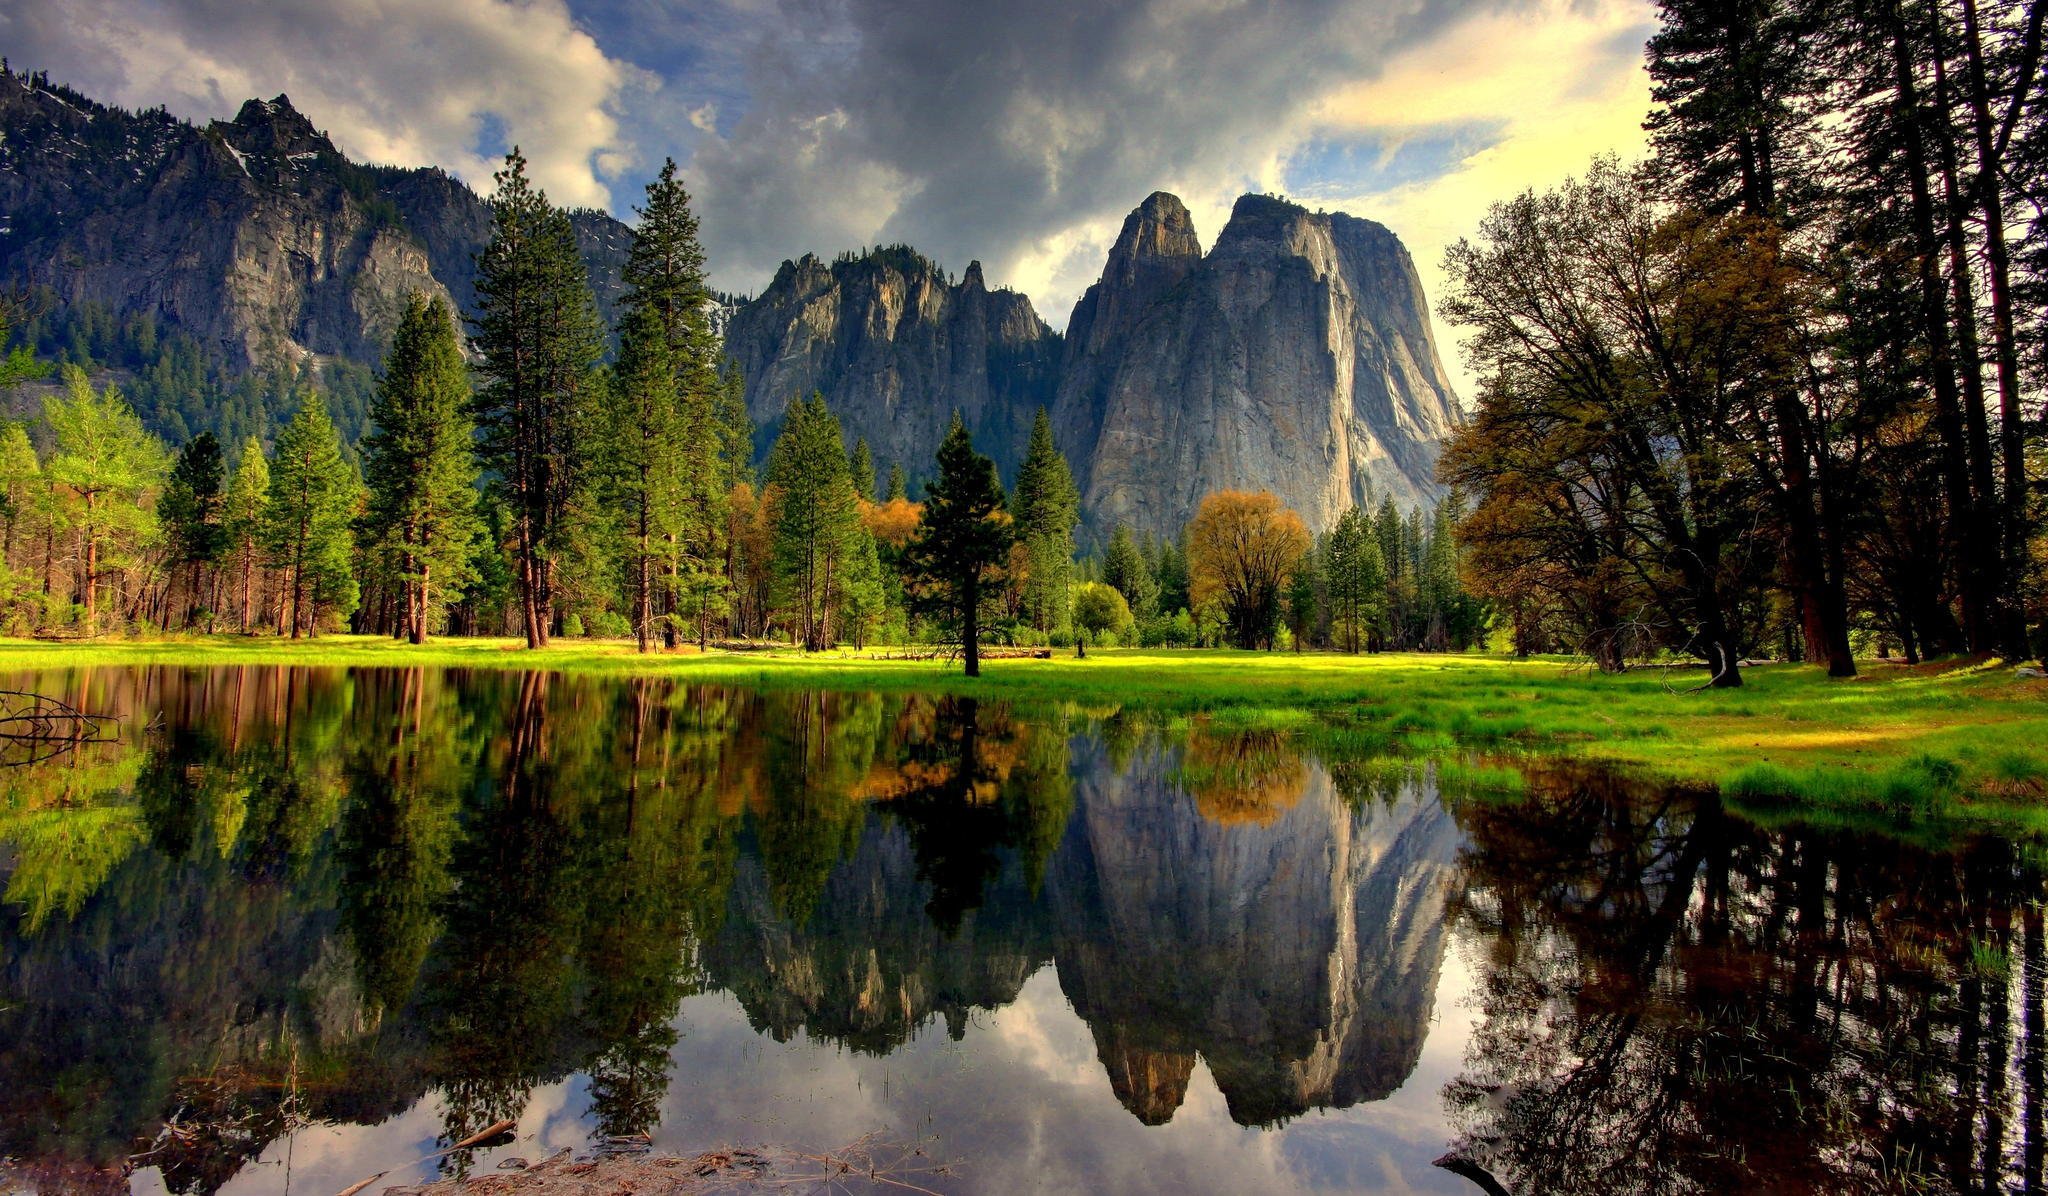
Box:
[725,191,1458,528]
[1054,193,1460,535]
[718,247,1062,482]
[0,70,629,375]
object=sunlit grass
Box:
[1,636,2043,828]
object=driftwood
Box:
[333,1119,518,1196]
[392,1133,951,1195]
[0,690,121,766]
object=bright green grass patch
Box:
[1,636,2044,830]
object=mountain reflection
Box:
[0,667,2041,1195]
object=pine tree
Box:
[362,294,481,644]
[224,437,270,632]
[161,432,226,628]
[1102,524,1157,616]
[264,391,359,638]
[885,463,908,502]
[623,159,729,648]
[43,366,167,631]
[905,414,1012,676]
[471,147,603,648]
[845,437,875,502]
[765,395,864,651]
[0,424,41,566]
[602,303,686,651]
[1324,506,1387,653]
[1011,407,1080,634]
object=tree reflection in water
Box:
[1440,761,2048,1195]
[0,667,2041,1196]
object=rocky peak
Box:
[962,259,986,291]
[1104,191,1202,284]
[222,94,333,159]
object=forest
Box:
[0,152,1478,669]
[0,0,2041,690]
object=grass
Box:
[1,635,2043,833]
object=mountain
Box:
[1054,193,1460,536]
[725,192,1458,530]
[0,67,629,385]
[718,247,1062,482]
[2,67,1458,527]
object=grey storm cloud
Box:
[682,0,1501,314]
[2,0,1514,319]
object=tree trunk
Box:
[410,554,429,645]
[1959,0,2039,660]
[1890,4,1996,653]
[963,578,980,677]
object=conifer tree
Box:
[765,395,864,651]
[1011,408,1079,634]
[0,424,41,566]
[43,366,167,631]
[602,303,686,652]
[1102,523,1156,616]
[1324,506,1387,652]
[264,392,358,638]
[623,158,728,647]
[905,414,1012,676]
[362,295,481,644]
[161,432,226,628]
[885,463,908,502]
[849,437,876,501]
[224,437,270,632]
[471,147,603,648]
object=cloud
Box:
[1291,0,1660,394]
[677,0,1506,311]
[0,0,641,208]
[1,0,1657,386]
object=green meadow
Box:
[2,636,2043,836]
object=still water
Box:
[0,666,2042,1195]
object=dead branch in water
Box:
[0,690,121,766]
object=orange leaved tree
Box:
[1186,490,1310,650]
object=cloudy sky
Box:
[0,0,1658,390]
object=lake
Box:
[0,666,2041,1195]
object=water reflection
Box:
[0,667,2039,1195]
[1442,762,2048,1196]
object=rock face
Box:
[719,248,1062,482]
[0,72,629,373]
[724,191,1457,530]
[1054,193,1460,536]
[1044,737,1461,1127]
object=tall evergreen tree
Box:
[885,463,908,503]
[1325,506,1387,653]
[905,414,1013,676]
[362,295,481,644]
[161,432,226,627]
[1102,524,1156,616]
[471,147,603,648]
[765,395,865,651]
[263,392,358,638]
[224,437,270,632]
[43,366,166,631]
[602,303,686,652]
[623,159,728,648]
[1011,408,1080,634]
[849,437,877,502]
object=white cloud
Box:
[1274,0,1659,395]
[0,0,642,208]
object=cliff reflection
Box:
[1,665,2032,1196]
[1441,763,2048,1196]
[0,668,1471,1194]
